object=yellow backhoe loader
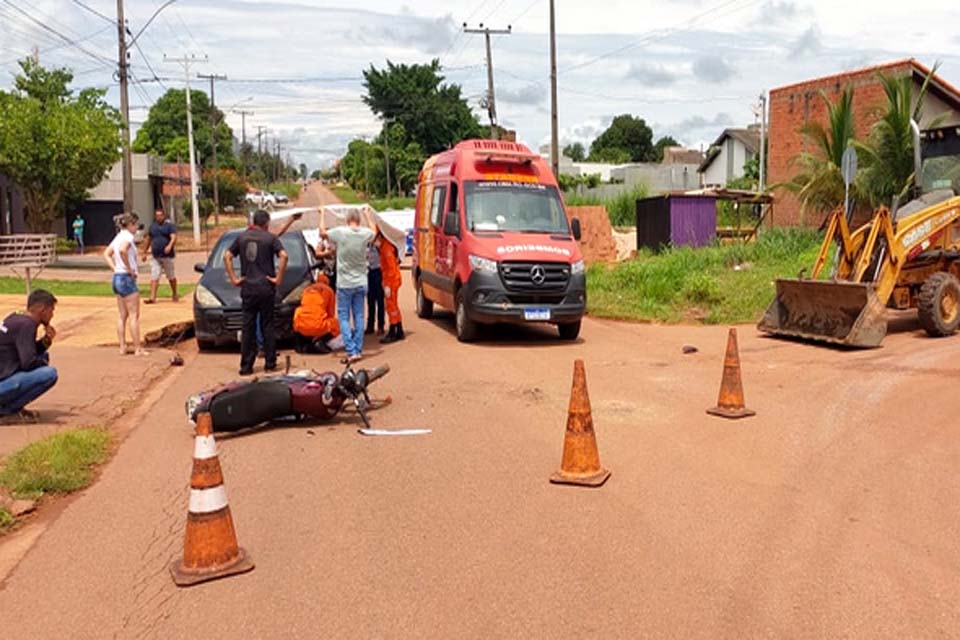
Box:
[759,124,960,347]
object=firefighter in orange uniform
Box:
[293,274,340,353]
[379,232,405,343]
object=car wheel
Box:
[416,281,433,319]
[918,272,960,337]
[455,290,478,342]
[558,320,582,341]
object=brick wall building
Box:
[768,59,960,227]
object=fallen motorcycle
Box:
[185,363,390,432]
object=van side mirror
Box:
[571,218,582,241]
[194,262,206,273]
[443,212,461,238]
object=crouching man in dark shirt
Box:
[0,289,58,423]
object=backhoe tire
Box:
[918,272,960,337]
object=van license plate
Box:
[524,308,551,321]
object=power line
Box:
[0,23,113,67]
[511,0,541,24]
[0,0,114,68]
[71,0,113,24]
[563,0,762,73]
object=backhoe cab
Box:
[759,124,960,347]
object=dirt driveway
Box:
[1,285,957,638]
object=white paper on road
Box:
[357,428,432,437]
[269,206,316,222]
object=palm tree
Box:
[782,86,859,224]
[854,64,941,209]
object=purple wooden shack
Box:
[635,193,717,251]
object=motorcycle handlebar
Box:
[365,364,390,385]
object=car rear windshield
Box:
[464,181,570,235]
[209,233,307,270]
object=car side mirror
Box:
[571,218,582,241]
[194,262,206,273]
[443,211,461,238]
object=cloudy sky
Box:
[2,0,960,171]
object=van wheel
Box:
[455,291,478,342]
[416,281,433,319]
[558,320,582,341]
[918,272,960,337]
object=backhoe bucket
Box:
[757,280,887,348]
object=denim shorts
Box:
[112,273,139,297]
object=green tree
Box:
[589,114,654,162]
[133,89,234,165]
[652,135,680,162]
[563,142,586,162]
[855,67,941,208]
[299,163,308,180]
[0,59,122,231]
[588,146,632,164]
[781,87,861,222]
[201,168,246,209]
[362,59,484,155]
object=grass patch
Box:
[586,227,822,325]
[0,428,111,499]
[565,183,650,226]
[0,505,13,531]
[330,185,363,204]
[370,196,416,211]
[267,181,302,200]
[0,278,195,298]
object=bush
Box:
[565,184,649,227]
[586,228,822,324]
[56,237,76,254]
[201,168,247,209]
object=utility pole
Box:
[464,23,512,140]
[116,0,134,214]
[758,91,767,192]
[549,0,559,178]
[382,119,393,198]
[256,126,266,187]
[237,109,253,183]
[198,73,226,226]
[165,54,207,245]
[364,140,370,197]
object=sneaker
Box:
[348,354,363,363]
[264,363,279,373]
[364,327,374,335]
[239,368,254,376]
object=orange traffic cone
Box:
[706,328,756,419]
[550,360,611,487]
[170,412,255,587]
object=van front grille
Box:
[499,261,570,293]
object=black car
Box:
[193,230,317,350]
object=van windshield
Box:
[464,181,570,234]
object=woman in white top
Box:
[103,213,147,355]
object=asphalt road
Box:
[1,287,958,637]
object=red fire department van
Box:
[413,139,586,342]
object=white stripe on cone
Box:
[193,435,218,460]
[188,485,229,514]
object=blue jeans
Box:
[336,286,367,356]
[0,366,58,415]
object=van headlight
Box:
[194,284,222,307]
[571,260,585,275]
[468,255,498,274]
[283,280,311,304]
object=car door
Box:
[438,181,461,286]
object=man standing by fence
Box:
[71,213,85,254]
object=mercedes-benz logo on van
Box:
[530,265,547,286]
